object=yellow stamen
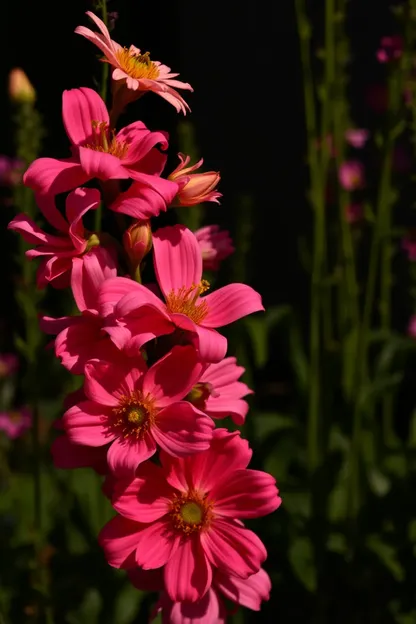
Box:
[115,49,160,81]
[112,390,155,439]
[165,280,210,324]
[170,491,214,535]
[85,121,129,159]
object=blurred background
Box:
[2,0,416,622]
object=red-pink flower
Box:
[63,345,214,476]
[0,407,32,439]
[40,246,119,373]
[338,160,365,191]
[195,225,234,271]
[75,12,192,114]
[23,87,178,216]
[408,315,416,338]
[100,225,264,363]
[168,154,221,206]
[377,36,403,63]
[345,129,369,149]
[186,357,252,425]
[99,428,281,602]
[9,188,101,288]
[129,566,271,622]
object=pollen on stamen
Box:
[165,280,211,324]
[169,491,214,535]
[115,48,160,81]
[85,120,129,159]
[111,390,155,439]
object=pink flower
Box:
[338,160,365,191]
[345,203,364,225]
[186,356,252,425]
[0,353,18,378]
[9,188,102,289]
[63,345,213,476]
[100,225,264,363]
[23,87,178,216]
[402,230,416,261]
[195,225,234,271]
[408,315,416,338]
[122,220,152,271]
[0,407,32,439]
[0,155,23,187]
[40,246,119,373]
[168,154,221,206]
[99,428,281,602]
[345,129,369,149]
[377,36,403,63]
[75,12,192,114]
[129,566,271,622]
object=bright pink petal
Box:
[62,87,109,146]
[78,146,129,181]
[107,434,157,477]
[202,284,264,328]
[201,519,266,579]
[211,469,281,518]
[84,359,131,407]
[98,276,138,316]
[35,192,70,232]
[165,537,212,602]
[205,397,249,425]
[65,187,100,251]
[117,123,169,167]
[115,284,169,318]
[39,315,74,335]
[110,175,178,219]
[75,25,120,64]
[215,568,271,611]
[153,402,214,457]
[112,463,173,522]
[135,519,179,569]
[55,318,104,374]
[8,214,69,247]
[142,345,204,408]
[51,434,107,472]
[164,589,222,624]
[71,246,117,313]
[63,400,113,446]
[153,225,202,297]
[121,306,175,355]
[201,357,246,388]
[99,515,141,569]
[193,325,228,363]
[23,157,89,196]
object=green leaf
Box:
[367,468,391,497]
[366,535,405,581]
[288,537,317,592]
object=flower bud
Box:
[168,153,221,206]
[123,220,152,269]
[8,68,36,103]
[195,225,234,271]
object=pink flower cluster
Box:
[8,12,281,622]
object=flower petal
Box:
[164,537,212,602]
[153,402,214,457]
[23,157,89,196]
[110,176,177,220]
[63,400,113,446]
[62,87,109,146]
[142,345,204,408]
[202,284,264,328]
[201,519,266,578]
[215,568,271,611]
[153,224,202,297]
[99,515,141,568]
[135,518,179,569]
[78,146,129,181]
[65,187,101,251]
[211,469,281,518]
[193,325,228,363]
[84,358,131,406]
[71,246,117,313]
[117,122,169,166]
[107,434,157,477]
[55,317,104,374]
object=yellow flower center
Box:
[111,390,155,439]
[165,280,210,325]
[85,121,129,159]
[116,49,160,81]
[185,382,213,409]
[85,233,100,252]
[170,491,214,535]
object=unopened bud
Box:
[8,68,36,104]
[168,153,221,206]
[123,220,152,269]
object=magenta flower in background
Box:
[345,204,364,225]
[338,161,365,191]
[0,156,23,187]
[377,35,403,63]
[407,315,416,339]
[195,225,235,271]
[0,354,18,378]
[345,129,369,149]
[0,407,32,439]
[402,230,416,261]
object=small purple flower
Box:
[338,161,365,191]
[345,129,369,149]
[0,407,32,439]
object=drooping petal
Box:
[112,462,173,522]
[78,146,129,181]
[51,434,107,473]
[215,568,271,611]
[163,589,223,624]
[8,214,70,247]
[75,25,120,64]
[110,176,177,219]
[164,537,212,602]
[65,187,100,251]
[71,247,117,313]
[142,345,204,408]
[202,284,264,328]
[62,87,109,146]
[99,515,141,568]
[117,123,169,167]
[39,315,74,335]
[211,469,281,519]
[107,434,157,477]
[200,357,246,388]
[54,317,104,374]
[192,325,228,364]
[63,400,113,446]
[153,225,202,297]
[201,519,266,579]
[23,157,89,196]
[135,518,179,569]
[205,397,249,425]
[35,192,70,232]
[153,402,214,457]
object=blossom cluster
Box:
[8,12,281,623]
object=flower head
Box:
[377,36,403,63]
[123,220,152,271]
[100,428,281,602]
[345,129,369,149]
[195,225,234,271]
[338,160,365,191]
[0,407,32,439]
[75,12,192,114]
[168,154,221,206]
